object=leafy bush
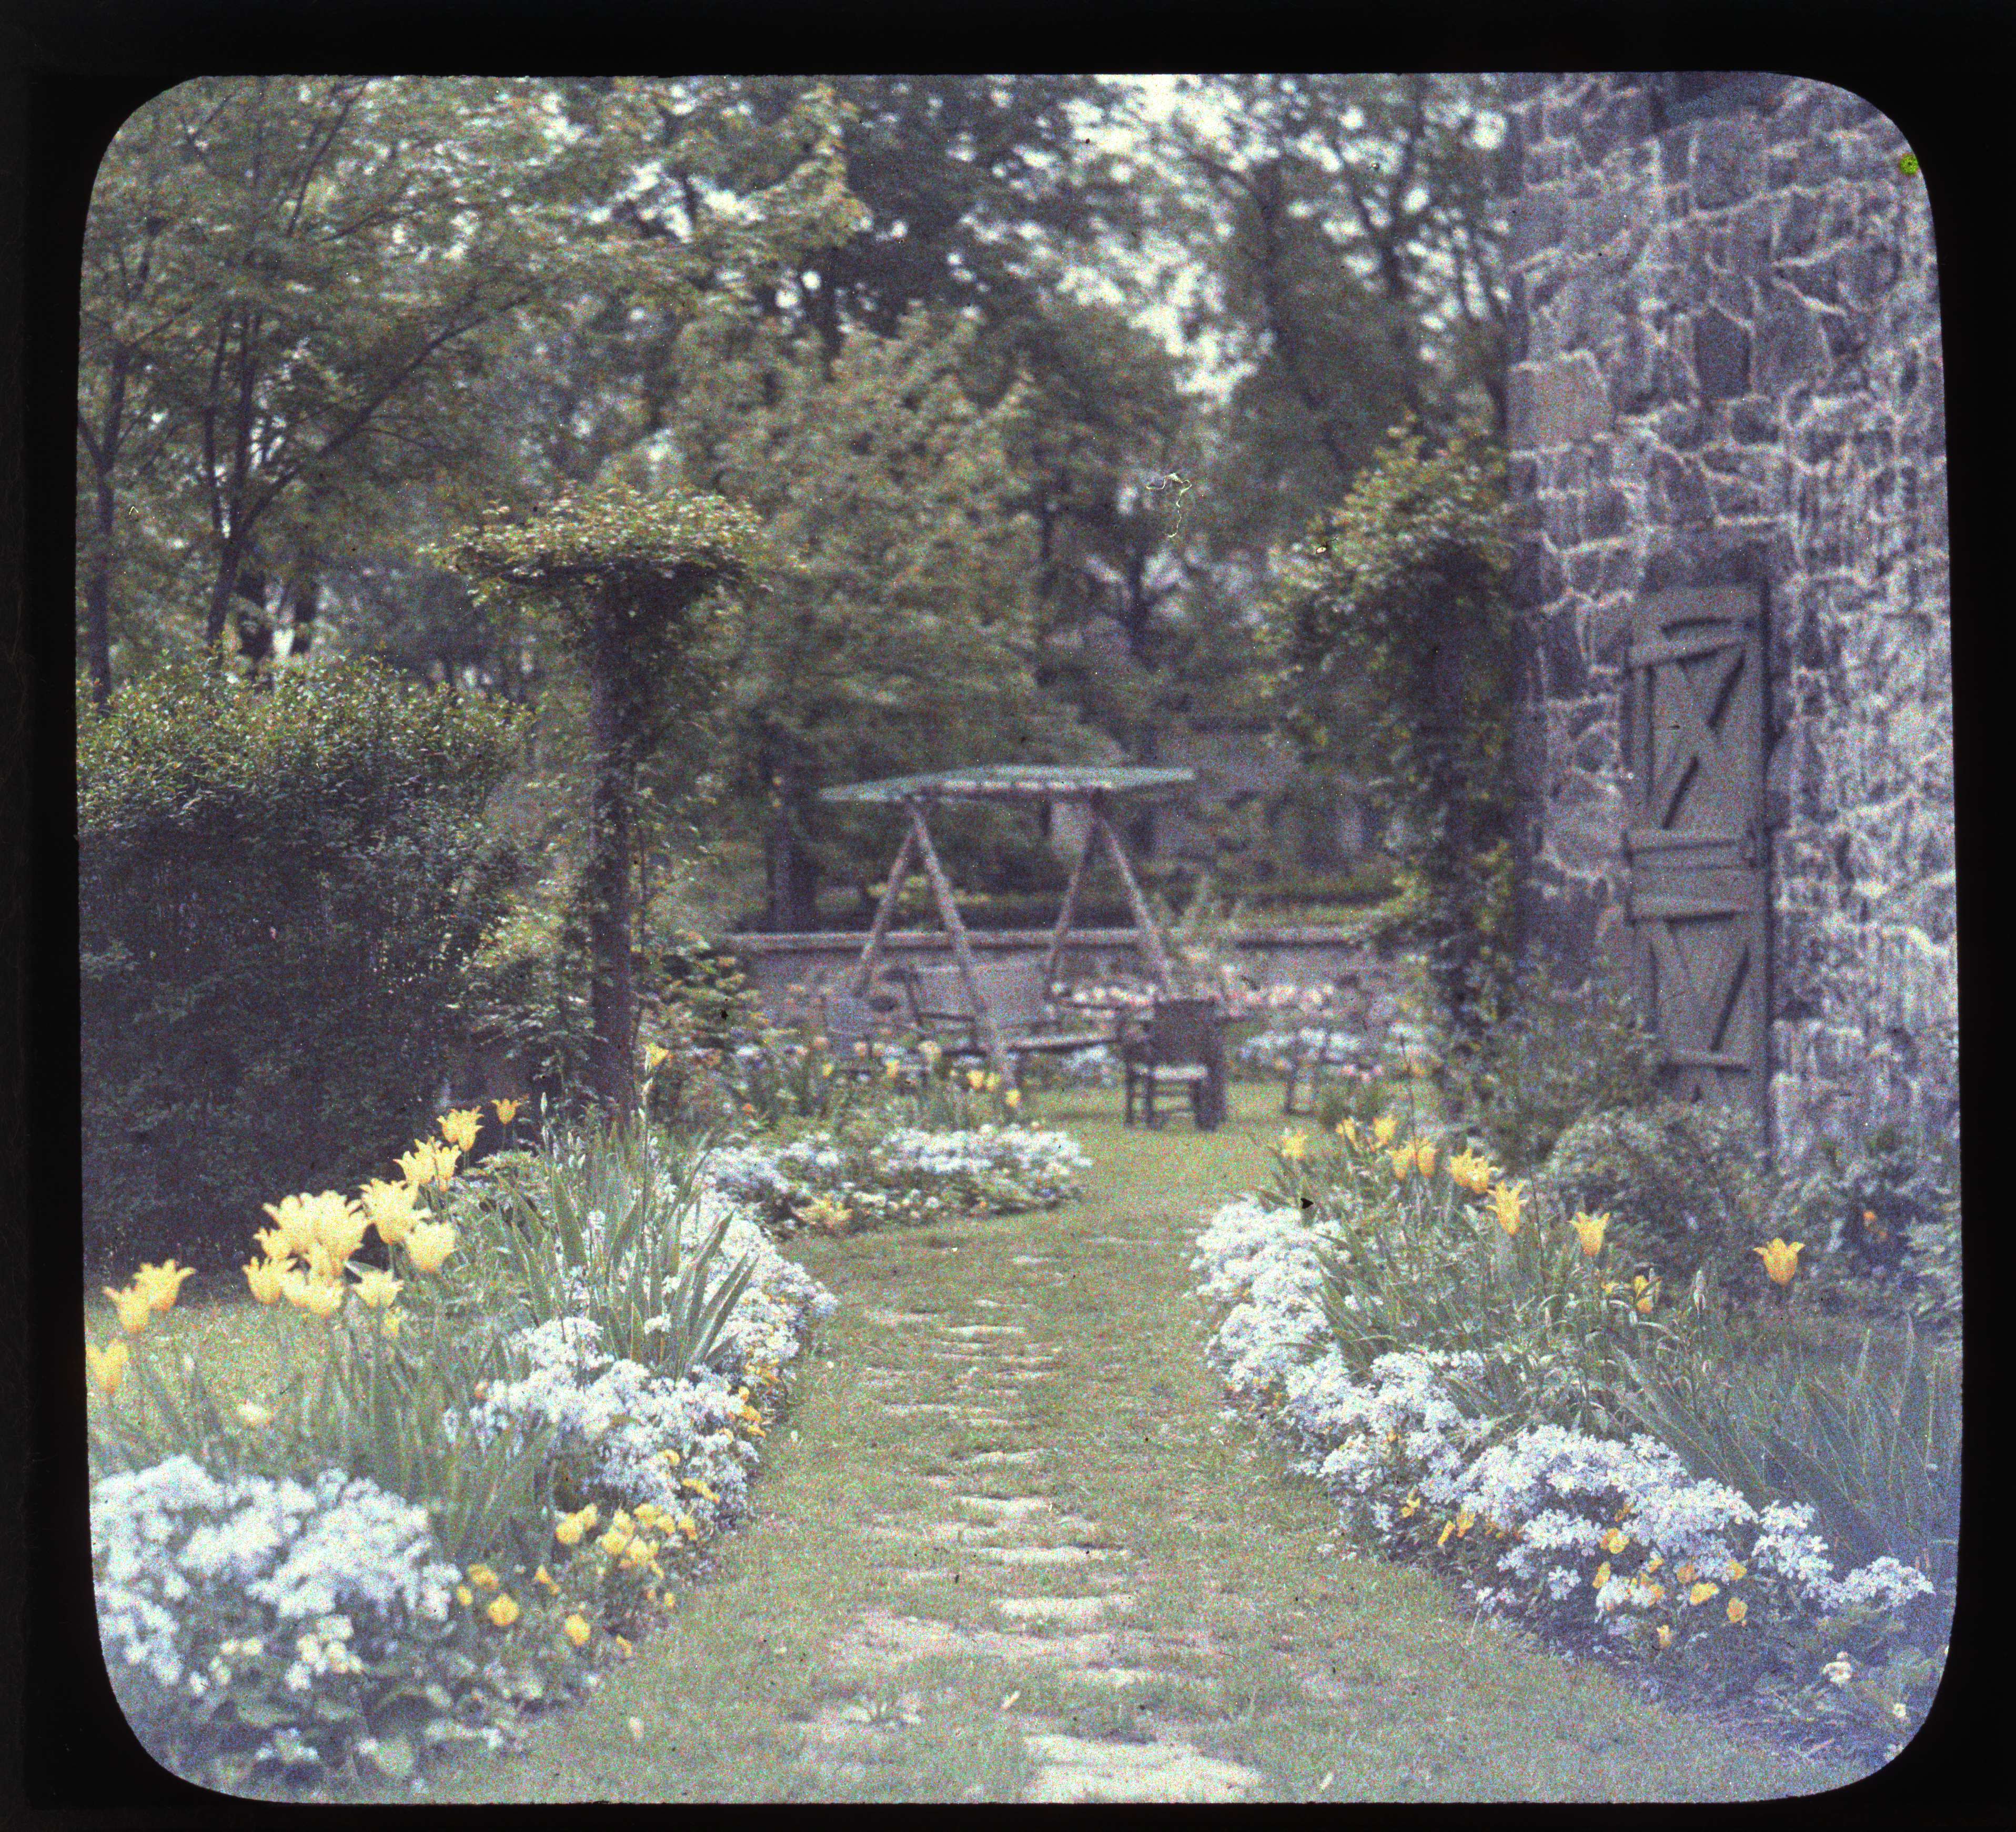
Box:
[78,659,523,1275]
[1446,958,1667,1173]
[1536,1100,1773,1304]
[1771,1124,1963,1334]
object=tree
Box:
[1157,74,1512,548]
[653,304,1093,928]
[443,485,765,1116]
[1269,413,1520,1028]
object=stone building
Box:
[1500,72,1953,1164]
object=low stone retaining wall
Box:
[725,927,1410,1028]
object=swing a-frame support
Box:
[822,764,1194,1084]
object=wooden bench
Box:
[895,953,1113,1063]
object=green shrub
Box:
[1535,1099,1773,1303]
[1447,957,1667,1174]
[78,659,524,1276]
[1771,1123,1963,1334]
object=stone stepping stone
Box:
[1010,1254,1055,1266]
[859,1307,941,1329]
[875,1401,965,1417]
[830,1609,1124,1674]
[942,1323,1028,1338]
[1020,1733,1264,1803]
[976,1544,1127,1567]
[953,1494,1054,1520]
[995,1594,1133,1628]
[954,1449,1045,1468]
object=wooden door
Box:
[1623,586,1769,1135]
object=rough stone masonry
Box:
[1499,73,1953,1165]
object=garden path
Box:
[415,1089,1852,1804]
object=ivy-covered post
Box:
[441,485,768,1120]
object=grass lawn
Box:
[86,1083,1868,1802]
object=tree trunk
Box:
[584,606,640,1119]
[83,474,117,707]
[764,744,822,932]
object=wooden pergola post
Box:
[1090,791,1177,995]
[850,821,919,996]
[906,799,1013,1083]
[1040,796,1098,990]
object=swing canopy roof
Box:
[820,763,1195,806]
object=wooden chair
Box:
[1121,997,1227,1131]
[1282,1028,1364,1116]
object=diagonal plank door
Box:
[1624,585,1769,1136]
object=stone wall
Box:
[1501,72,1954,1162]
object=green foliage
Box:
[469,1126,757,1382]
[1293,1130,1689,1443]
[1771,1124,1963,1334]
[1618,1318,1961,1612]
[77,658,523,1274]
[1536,1101,1773,1304]
[1448,958,1668,1175]
[1269,414,1520,1024]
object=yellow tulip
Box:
[884,1059,902,1081]
[103,1284,153,1336]
[1437,1521,1456,1547]
[236,1402,272,1429]
[404,1220,459,1274]
[495,1097,522,1125]
[252,1225,294,1264]
[1639,1582,1666,1606]
[1725,1561,1746,1582]
[1602,1527,1628,1555]
[563,1614,592,1647]
[1688,1581,1720,1606]
[556,1516,585,1547]
[304,1192,365,1259]
[1005,1088,1022,1109]
[243,1258,287,1305]
[1655,1624,1674,1650]
[467,1564,500,1592]
[396,1139,440,1187]
[1726,1596,1748,1625]
[1340,1117,1360,1148]
[299,1279,344,1321]
[1414,1139,1437,1180]
[1372,1115,1397,1147]
[1645,1554,1663,1573]
[133,1260,198,1315]
[1489,1182,1525,1237]
[486,1594,520,1628]
[1753,1238,1805,1286]
[966,1069,985,1090]
[380,1309,402,1340]
[643,1043,671,1074]
[534,1565,559,1593]
[260,1195,319,1259]
[676,1514,698,1541]
[456,1585,474,1607]
[359,1178,427,1246]
[1570,1211,1611,1257]
[85,1338,128,1396]
[1674,1561,1696,1585]
[1594,1561,1612,1588]
[439,1108,483,1154]
[352,1267,404,1311]
[1389,1144,1416,1181]
[1446,1148,1499,1195]
[1279,1130,1308,1162]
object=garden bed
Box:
[1190,1138,1954,1773]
